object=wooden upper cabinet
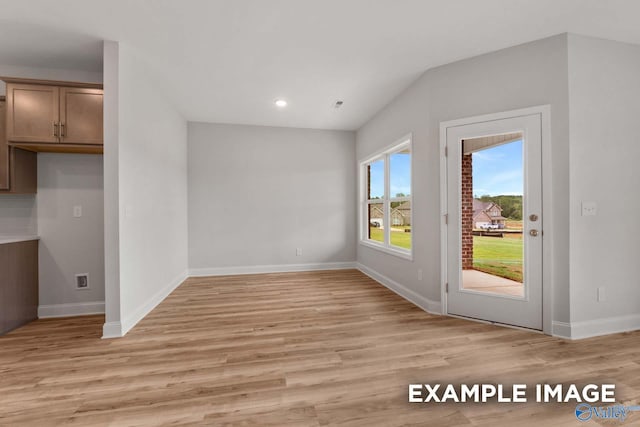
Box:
[0,98,8,190]
[0,97,36,194]
[59,88,103,145]
[6,84,60,144]
[2,78,103,152]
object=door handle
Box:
[529,229,539,237]
[53,122,58,137]
[60,123,65,138]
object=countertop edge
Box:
[0,236,40,245]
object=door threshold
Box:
[447,313,543,334]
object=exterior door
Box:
[445,113,543,330]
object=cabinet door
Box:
[0,99,8,190]
[6,84,60,143]
[59,87,103,145]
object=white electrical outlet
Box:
[582,202,597,216]
[597,287,606,302]
[296,248,303,256]
[73,205,82,218]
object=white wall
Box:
[188,122,356,273]
[0,195,37,235]
[37,154,104,316]
[102,41,121,336]
[356,35,571,324]
[567,35,640,334]
[108,42,188,336]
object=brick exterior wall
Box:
[461,152,473,269]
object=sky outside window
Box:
[472,140,523,196]
[390,151,410,197]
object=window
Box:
[360,135,412,258]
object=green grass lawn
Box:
[473,235,523,282]
[368,227,412,250]
[366,230,520,281]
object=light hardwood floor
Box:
[1,269,639,426]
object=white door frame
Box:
[439,105,553,334]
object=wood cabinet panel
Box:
[0,97,36,194]
[6,84,59,144]
[0,240,38,335]
[59,87,103,145]
[8,147,37,194]
[0,98,8,190]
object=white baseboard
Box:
[356,263,442,315]
[119,270,189,336]
[102,321,123,339]
[38,301,105,318]
[553,314,640,340]
[551,321,572,339]
[189,262,357,277]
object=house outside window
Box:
[360,135,412,259]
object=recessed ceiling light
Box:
[274,99,287,108]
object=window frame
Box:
[359,134,413,260]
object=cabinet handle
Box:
[60,123,65,138]
[53,122,59,137]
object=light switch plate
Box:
[581,202,597,216]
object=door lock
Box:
[529,214,539,222]
[529,229,539,237]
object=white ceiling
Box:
[1,0,640,130]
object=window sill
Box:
[359,240,413,261]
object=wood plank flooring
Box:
[1,269,639,426]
